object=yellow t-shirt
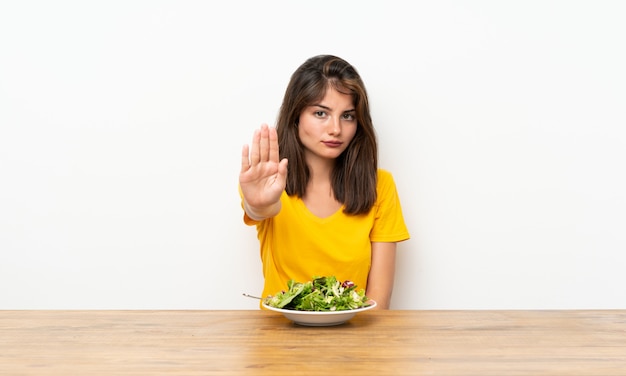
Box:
[242,169,410,299]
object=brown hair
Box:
[276,55,378,215]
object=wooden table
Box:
[1,310,625,375]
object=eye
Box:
[314,110,327,117]
[342,112,356,121]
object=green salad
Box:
[263,276,370,311]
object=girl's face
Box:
[297,87,357,164]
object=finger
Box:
[268,126,280,163]
[278,158,288,179]
[259,124,270,162]
[249,128,261,165]
[274,158,289,190]
[240,144,250,173]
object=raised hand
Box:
[239,124,288,220]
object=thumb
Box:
[278,158,288,182]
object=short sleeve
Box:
[369,170,410,243]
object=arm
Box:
[365,242,397,309]
[239,124,288,220]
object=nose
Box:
[328,117,341,136]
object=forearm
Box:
[366,284,393,310]
[243,199,282,221]
[366,242,397,309]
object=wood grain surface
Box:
[1,310,625,375]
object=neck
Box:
[306,158,334,182]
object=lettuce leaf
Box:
[264,276,369,311]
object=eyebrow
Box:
[312,104,356,113]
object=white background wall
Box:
[1,1,625,310]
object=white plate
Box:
[262,301,377,326]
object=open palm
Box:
[239,124,288,211]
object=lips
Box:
[322,141,342,148]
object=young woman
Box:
[239,55,409,309]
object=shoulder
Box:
[377,168,393,180]
[375,169,400,197]
[376,168,396,187]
